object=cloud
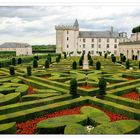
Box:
[0,6,140,44]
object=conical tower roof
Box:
[73,19,79,28]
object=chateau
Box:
[55,20,128,56]
[0,42,32,56]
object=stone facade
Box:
[0,42,32,56]
[130,32,140,42]
[55,20,128,56]
[119,42,140,60]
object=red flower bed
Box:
[80,85,96,89]
[125,77,135,80]
[121,91,140,101]
[42,76,49,79]
[28,86,35,95]
[16,104,129,134]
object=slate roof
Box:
[0,42,31,48]
[79,31,119,38]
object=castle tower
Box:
[55,20,79,56]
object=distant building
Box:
[0,42,32,56]
[130,32,140,42]
[55,20,128,56]
[119,32,129,43]
[119,42,140,60]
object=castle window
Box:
[115,38,117,43]
[67,31,69,34]
[114,44,117,48]
[67,45,69,48]
[92,38,94,42]
[91,51,94,55]
[107,38,109,42]
[99,38,101,42]
[83,38,86,42]
[91,44,94,48]
[83,44,85,48]
[98,44,101,48]
[67,37,69,41]
[107,44,109,48]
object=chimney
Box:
[111,26,113,33]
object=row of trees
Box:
[132,26,140,33]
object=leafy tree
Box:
[47,54,51,64]
[132,26,140,33]
[0,62,2,68]
[139,62,140,69]
[27,66,32,76]
[70,78,77,96]
[33,59,38,68]
[121,55,126,62]
[96,61,101,70]
[88,52,91,60]
[132,55,135,60]
[97,77,107,98]
[17,58,22,64]
[126,60,130,69]
[45,59,50,68]
[9,66,15,76]
[11,58,16,66]
[72,61,77,70]
[89,58,93,66]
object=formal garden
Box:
[0,52,140,134]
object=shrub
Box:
[33,59,38,68]
[47,55,51,64]
[97,77,107,98]
[88,52,91,60]
[121,55,126,62]
[11,58,16,66]
[56,56,60,63]
[9,66,15,76]
[17,58,22,64]
[89,58,93,66]
[96,61,101,70]
[70,79,77,96]
[27,66,32,76]
[72,61,77,70]
[0,62,2,68]
[104,53,107,59]
[139,62,140,69]
[64,53,67,59]
[45,59,50,68]
[112,56,116,63]
[126,60,130,69]
[34,55,39,60]
[79,57,83,66]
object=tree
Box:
[27,66,32,76]
[9,66,15,76]
[121,55,126,62]
[45,59,50,68]
[11,58,16,66]
[126,60,130,69]
[96,61,101,70]
[104,53,107,59]
[47,55,51,64]
[70,78,77,96]
[112,56,116,63]
[72,61,77,70]
[34,55,39,60]
[33,59,38,68]
[89,58,93,66]
[96,77,107,99]
[79,57,83,66]
[56,56,60,63]
[88,52,91,60]
[132,55,135,60]
[139,62,140,69]
[132,26,140,33]
[17,58,22,64]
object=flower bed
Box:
[28,86,35,95]
[42,76,50,79]
[125,77,135,80]
[79,86,96,89]
[121,91,140,101]
[16,104,129,134]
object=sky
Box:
[0,5,140,45]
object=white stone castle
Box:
[55,19,128,56]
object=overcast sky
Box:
[0,6,140,45]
